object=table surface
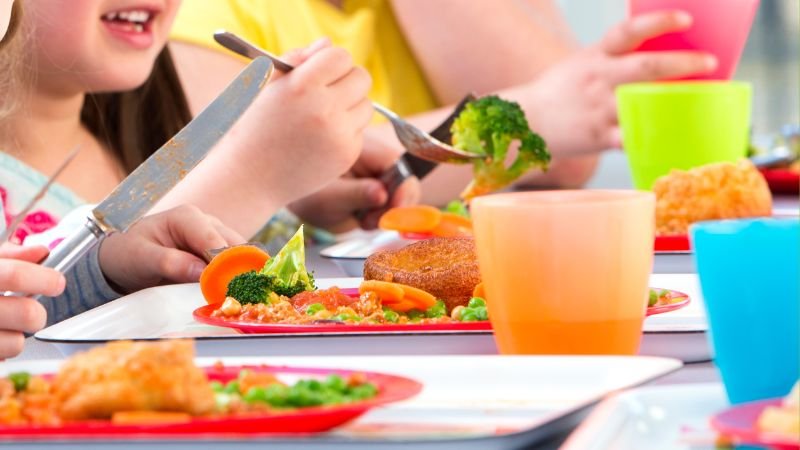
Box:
[11,195,798,448]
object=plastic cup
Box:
[471,190,655,355]
[691,218,799,405]
[617,81,752,190]
[629,0,760,80]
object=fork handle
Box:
[354,158,414,222]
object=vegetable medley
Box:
[0,341,380,427]
[202,227,490,325]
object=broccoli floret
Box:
[226,271,274,304]
[225,227,316,303]
[451,95,550,200]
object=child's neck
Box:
[1,87,125,202]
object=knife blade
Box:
[35,57,274,276]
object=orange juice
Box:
[471,190,655,355]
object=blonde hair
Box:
[0,1,24,120]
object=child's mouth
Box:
[101,8,158,48]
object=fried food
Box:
[654,160,772,236]
[363,237,480,312]
[53,340,215,420]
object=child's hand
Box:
[98,206,245,294]
[226,42,374,205]
[0,244,65,359]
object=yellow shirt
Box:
[171,0,439,118]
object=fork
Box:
[213,31,481,164]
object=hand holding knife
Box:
[7,57,273,293]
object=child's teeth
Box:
[104,12,118,20]
[134,23,144,32]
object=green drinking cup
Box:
[617,82,752,190]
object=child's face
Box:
[24,0,181,93]
[0,0,12,41]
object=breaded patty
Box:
[654,160,772,235]
[53,340,215,420]
[363,237,481,311]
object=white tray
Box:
[0,354,681,449]
[36,275,709,362]
[562,383,729,450]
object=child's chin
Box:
[93,70,155,93]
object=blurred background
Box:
[556,0,799,188]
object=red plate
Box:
[654,234,690,252]
[194,288,689,335]
[0,364,422,439]
[760,168,800,195]
[404,231,694,253]
[711,398,800,449]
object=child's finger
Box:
[331,66,373,110]
[293,46,354,86]
[0,330,25,360]
[0,296,47,334]
[0,244,50,263]
[0,260,65,297]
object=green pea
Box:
[467,297,486,308]
[222,380,241,394]
[348,383,378,400]
[209,380,224,392]
[648,289,658,307]
[264,384,289,407]
[382,309,399,323]
[8,372,30,392]
[406,310,424,320]
[424,300,447,318]
[324,375,346,391]
[243,386,268,404]
[460,310,480,322]
[306,303,326,315]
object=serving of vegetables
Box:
[201,227,485,325]
[212,370,378,411]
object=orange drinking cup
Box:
[470,190,655,355]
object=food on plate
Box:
[52,340,215,420]
[363,237,481,312]
[653,160,772,236]
[378,205,472,238]
[201,226,315,305]
[0,340,381,426]
[757,382,800,438]
[200,244,270,304]
[212,281,485,325]
[202,227,480,325]
[451,95,550,200]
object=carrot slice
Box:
[378,205,442,233]
[111,411,191,425]
[199,245,270,304]
[472,282,485,299]
[383,298,418,313]
[359,280,404,304]
[397,284,437,310]
[431,212,473,238]
[360,280,437,311]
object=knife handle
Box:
[41,218,106,275]
[3,219,106,299]
[354,158,414,222]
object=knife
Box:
[32,57,273,278]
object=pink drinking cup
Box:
[629,0,760,80]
